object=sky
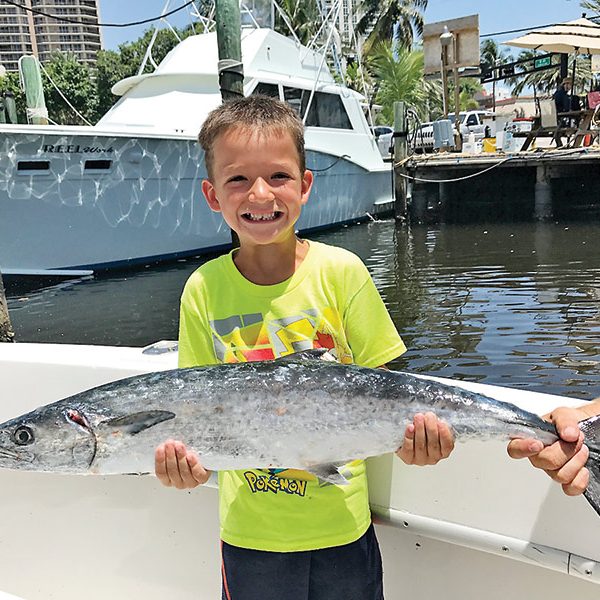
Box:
[98,0,589,50]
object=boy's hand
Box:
[155,440,211,489]
[507,406,591,496]
[396,412,455,465]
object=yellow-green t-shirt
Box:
[178,240,406,552]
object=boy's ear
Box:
[202,179,221,212]
[300,170,313,205]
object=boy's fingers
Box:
[412,413,428,464]
[396,423,415,464]
[154,443,171,486]
[187,452,211,485]
[423,412,441,462]
[438,420,455,459]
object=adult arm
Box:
[507,398,600,496]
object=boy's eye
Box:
[272,172,291,180]
[226,175,246,183]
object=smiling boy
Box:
[154,95,454,599]
[154,95,596,599]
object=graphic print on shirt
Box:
[209,308,356,489]
[209,308,353,364]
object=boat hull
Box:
[0,130,392,273]
[0,342,598,599]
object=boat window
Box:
[251,82,280,99]
[17,160,50,172]
[283,87,352,129]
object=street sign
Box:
[534,56,552,69]
[480,53,558,83]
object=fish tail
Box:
[581,415,600,517]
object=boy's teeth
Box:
[246,212,278,221]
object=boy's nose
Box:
[248,177,274,203]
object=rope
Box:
[309,155,351,172]
[37,60,93,126]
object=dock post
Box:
[438,181,449,213]
[534,165,552,221]
[410,186,428,223]
[393,101,408,221]
[0,271,14,343]
[215,0,244,101]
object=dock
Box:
[396,147,600,222]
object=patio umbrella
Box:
[504,17,600,100]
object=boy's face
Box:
[201,127,313,248]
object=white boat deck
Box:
[0,342,598,599]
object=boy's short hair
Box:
[198,95,306,180]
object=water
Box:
[5,219,600,399]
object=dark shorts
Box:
[221,523,384,600]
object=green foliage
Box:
[42,52,97,125]
[510,50,592,97]
[448,77,484,112]
[273,0,320,45]
[368,42,441,123]
[581,0,600,14]
[356,0,427,56]
[0,71,25,122]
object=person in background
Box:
[553,77,574,114]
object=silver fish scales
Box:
[0,350,598,516]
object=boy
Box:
[155,95,597,597]
[155,95,453,599]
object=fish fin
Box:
[306,463,349,486]
[580,415,600,517]
[103,411,175,435]
[277,349,337,363]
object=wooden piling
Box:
[0,271,14,343]
[534,165,552,221]
[215,0,244,101]
[393,101,408,221]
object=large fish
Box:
[0,350,599,515]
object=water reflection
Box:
[6,219,600,399]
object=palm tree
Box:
[581,0,600,14]
[368,42,441,123]
[355,0,427,57]
[273,0,321,45]
[480,39,512,111]
[510,50,592,98]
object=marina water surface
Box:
[6,218,600,400]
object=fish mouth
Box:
[0,446,33,463]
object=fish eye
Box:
[12,426,34,446]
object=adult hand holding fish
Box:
[507,399,600,497]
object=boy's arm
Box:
[507,398,600,496]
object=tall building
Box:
[0,0,102,72]
[320,0,355,49]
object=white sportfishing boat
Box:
[0,14,391,276]
[0,340,598,600]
